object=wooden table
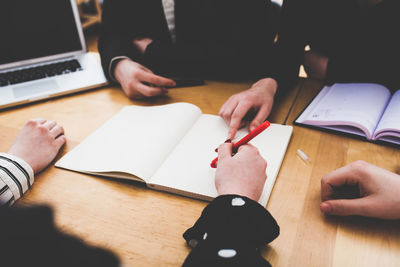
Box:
[266,78,400,266]
[1,35,399,266]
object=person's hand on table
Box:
[215,142,267,202]
[321,160,400,219]
[8,119,66,174]
[114,58,176,99]
[219,78,277,139]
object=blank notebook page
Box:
[56,103,202,181]
[150,115,293,206]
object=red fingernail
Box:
[211,160,217,168]
[215,148,218,152]
[224,139,231,143]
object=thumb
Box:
[320,198,371,217]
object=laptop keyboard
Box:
[0,59,83,87]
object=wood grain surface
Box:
[1,34,398,267]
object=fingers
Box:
[33,119,65,141]
[139,71,176,88]
[139,65,153,73]
[218,143,233,162]
[219,97,239,139]
[43,120,57,130]
[54,135,67,150]
[320,197,373,217]
[228,102,252,139]
[219,96,238,124]
[220,83,275,139]
[135,83,167,97]
[50,125,64,138]
[321,162,368,201]
[249,106,270,132]
[237,145,268,173]
[32,118,47,124]
[237,144,259,156]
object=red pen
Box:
[210,120,271,168]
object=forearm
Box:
[182,195,279,267]
[0,153,34,206]
[98,0,144,81]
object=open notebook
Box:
[56,103,293,206]
[295,83,400,145]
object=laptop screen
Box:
[0,0,83,66]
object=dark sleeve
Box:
[144,0,276,79]
[0,206,120,267]
[182,195,280,267]
[268,0,310,95]
[144,39,246,78]
[98,0,144,81]
[326,0,400,90]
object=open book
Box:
[56,103,293,206]
[295,83,400,145]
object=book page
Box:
[296,83,391,139]
[56,103,202,182]
[373,90,400,143]
[149,115,293,206]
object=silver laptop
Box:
[0,0,108,110]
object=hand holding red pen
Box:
[215,142,268,201]
[211,121,271,168]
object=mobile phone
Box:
[173,78,205,88]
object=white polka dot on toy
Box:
[231,197,245,206]
[218,249,237,258]
[203,232,208,240]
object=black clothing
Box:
[0,195,279,266]
[183,195,279,267]
[271,0,400,92]
[98,0,277,80]
[0,206,120,267]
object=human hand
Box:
[215,142,267,202]
[8,119,66,174]
[320,160,400,219]
[114,59,176,99]
[303,50,328,81]
[219,78,277,139]
[133,37,153,54]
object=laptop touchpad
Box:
[13,80,59,99]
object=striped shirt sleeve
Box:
[0,153,34,206]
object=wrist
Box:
[217,188,260,202]
[0,152,35,184]
[254,78,278,96]
[250,78,278,99]
[113,58,132,84]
